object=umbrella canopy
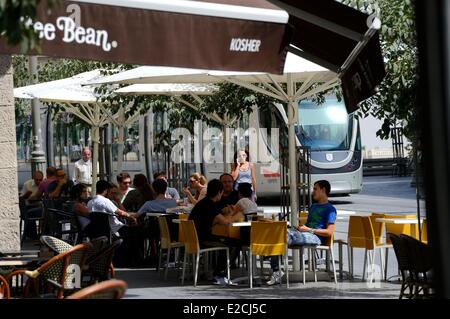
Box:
[115,83,218,96]
[13,69,139,196]
[14,70,102,103]
[0,0,385,108]
[89,52,334,86]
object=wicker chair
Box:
[0,274,10,299]
[66,279,127,299]
[401,234,434,298]
[40,235,116,287]
[82,239,123,286]
[5,242,91,299]
[40,235,74,254]
[388,233,414,299]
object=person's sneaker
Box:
[213,276,236,286]
[266,270,285,286]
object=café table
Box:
[375,217,423,224]
[166,205,193,214]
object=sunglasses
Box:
[122,181,131,185]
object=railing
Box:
[363,157,412,177]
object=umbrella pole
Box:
[287,73,300,271]
[414,142,422,241]
[91,125,99,196]
[117,109,125,178]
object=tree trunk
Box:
[0,55,20,252]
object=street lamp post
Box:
[29,56,46,175]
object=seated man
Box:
[28,166,57,200]
[137,179,177,216]
[47,168,74,199]
[154,171,180,200]
[188,179,244,286]
[267,180,337,285]
[20,170,43,200]
[217,173,239,214]
[86,180,135,237]
[232,183,258,217]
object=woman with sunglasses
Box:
[182,172,207,205]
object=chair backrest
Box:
[250,221,287,256]
[85,236,110,264]
[401,234,433,273]
[421,219,428,244]
[370,213,386,246]
[181,220,200,254]
[347,216,376,250]
[299,211,309,226]
[0,274,10,299]
[86,212,113,242]
[385,214,418,244]
[66,279,127,299]
[40,235,74,254]
[158,216,172,249]
[320,227,335,248]
[178,213,189,243]
[387,232,410,271]
[37,242,91,291]
[85,239,123,281]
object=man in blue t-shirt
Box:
[267,180,336,285]
[289,180,336,246]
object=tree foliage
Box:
[0,0,57,52]
[342,0,418,141]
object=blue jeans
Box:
[269,229,321,272]
[288,228,322,246]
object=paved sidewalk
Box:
[115,266,401,299]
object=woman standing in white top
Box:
[231,149,257,202]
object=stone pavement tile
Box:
[115,268,400,299]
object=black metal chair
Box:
[387,232,414,299]
[85,212,114,243]
[401,234,434,298]
[18,197,43,243]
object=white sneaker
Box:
[213,276,235,286]
[266,270,285,286]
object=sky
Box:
[359,114,394,150]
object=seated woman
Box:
[122,174,155,212]
[70,183,91,231]
[182,173,207,205]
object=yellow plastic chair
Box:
[370,213,386,246]
[370,212,393,280]
[178,213,189,244]
[290,222,338,285]
[347,216,391,282]
[212,224,242,239]
[180,220,230,287]
[384,214,418,244]
[158,216,184,280]
[311,231,338,285]
[249,221,289,288]
[299,211,309,226]
[421,219,428,244]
